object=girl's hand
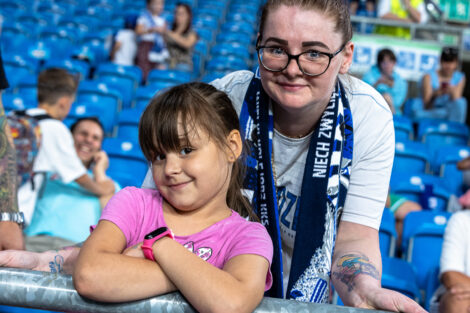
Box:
[123,243,145,259]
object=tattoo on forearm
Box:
[49,255,65,273]
[0,115,19,213]
[332,253,380,292]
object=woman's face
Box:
[175,5,190,28]
[440,59,458,77]
[258,5,353,113]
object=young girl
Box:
[73,82,273,313]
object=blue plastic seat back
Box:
[408,223,446,295]
[393,115,414,141]
[433,145,470,195]
[402,211,451,256]
[147,69,191,85]
[133,85,159,110]
[69,100,116,136]
[206,56,249,72]
[379,208,397,257]
[43,58,90,81]
[1,92,37,111]
[117,108,143,142]
[97,76,136,109]
[95,63,143,86]
[210,42,251,61]
[418,118,469,146]
[102,138,148,188]
[381,256,421,302]
[393,140,430,175]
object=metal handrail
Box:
[0,268,390,313]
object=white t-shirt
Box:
[137,12,166,43]
[113,29,137,66]
[141,70,394,291]
[18,108,87,225]
[377,0,429,23]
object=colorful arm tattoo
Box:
[0,106,19,213]
[332,253,380,292]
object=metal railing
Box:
[0,268,390,313]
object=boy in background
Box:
[18,68,115,225]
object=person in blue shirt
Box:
[413,46,467,124]
[362,48,408,114]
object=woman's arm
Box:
[73,220,176,302]
[152,237,269,313]
[164,31,198,50]
[0,97,24,250]
[331,221,426,312]
[449,75,466,101]
[75,174,115,197]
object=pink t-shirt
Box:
[98,187,273,290]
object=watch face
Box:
[145,227,169,240]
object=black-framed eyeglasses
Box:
[256,44,346,77]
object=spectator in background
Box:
[375,0,428,39]
[349,0,376,17]
[411,47,467,124]
[429,210,470,313]
[24,117,120,252]
[362,48,408,114]
[164,3,198,71]
[0,48,25,250]
[111,15,138,66]
[135,0,169,81]
[17,68,115,227]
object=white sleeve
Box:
[35,121,87,184]
[377,0,391,18]
[340,78,394,230]
[440,211,469,275]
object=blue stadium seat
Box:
[215,32,253,46]
[210,42,251,61]
[201,71,228,83]
[43,58,90,80]
[382,257,421,302]
[407,221,448,302]
[0,305,57,313]
[434,145,470,195]
[193,26,215,44]
[205,56,249,73]
[221,21,256,37]
[2,63,34,91]
[417,118,469,147]
[133,85,158,111]
[393,140,430,175]
[147,69,191,86]
[102,138,148,188]
[1,92,37,112]
[116,108,142,142]
[68,100,116,136]
[390,173,450,212]
[379,208,397,257]
[80,31,111,65]
[401,211,451,257]
[393,115,414,141]
[95,63,143,86]
[96,76,136,109]
[14,76,37,99]
[76,81,122,134]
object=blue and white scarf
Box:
[239,71,353,302]
[143,10,169,63]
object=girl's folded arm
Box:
[153,237,269,313]
[73,220,176,302]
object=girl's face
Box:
[174,5,190,28]
[151,120,238,214]
[258,5,353,113]
[440,59,458,77]
[149,0,164,15]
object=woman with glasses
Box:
[147,0,423,310]
[0,0,425,312]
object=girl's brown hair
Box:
[139,82,257,221]
[258,0,353,46]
